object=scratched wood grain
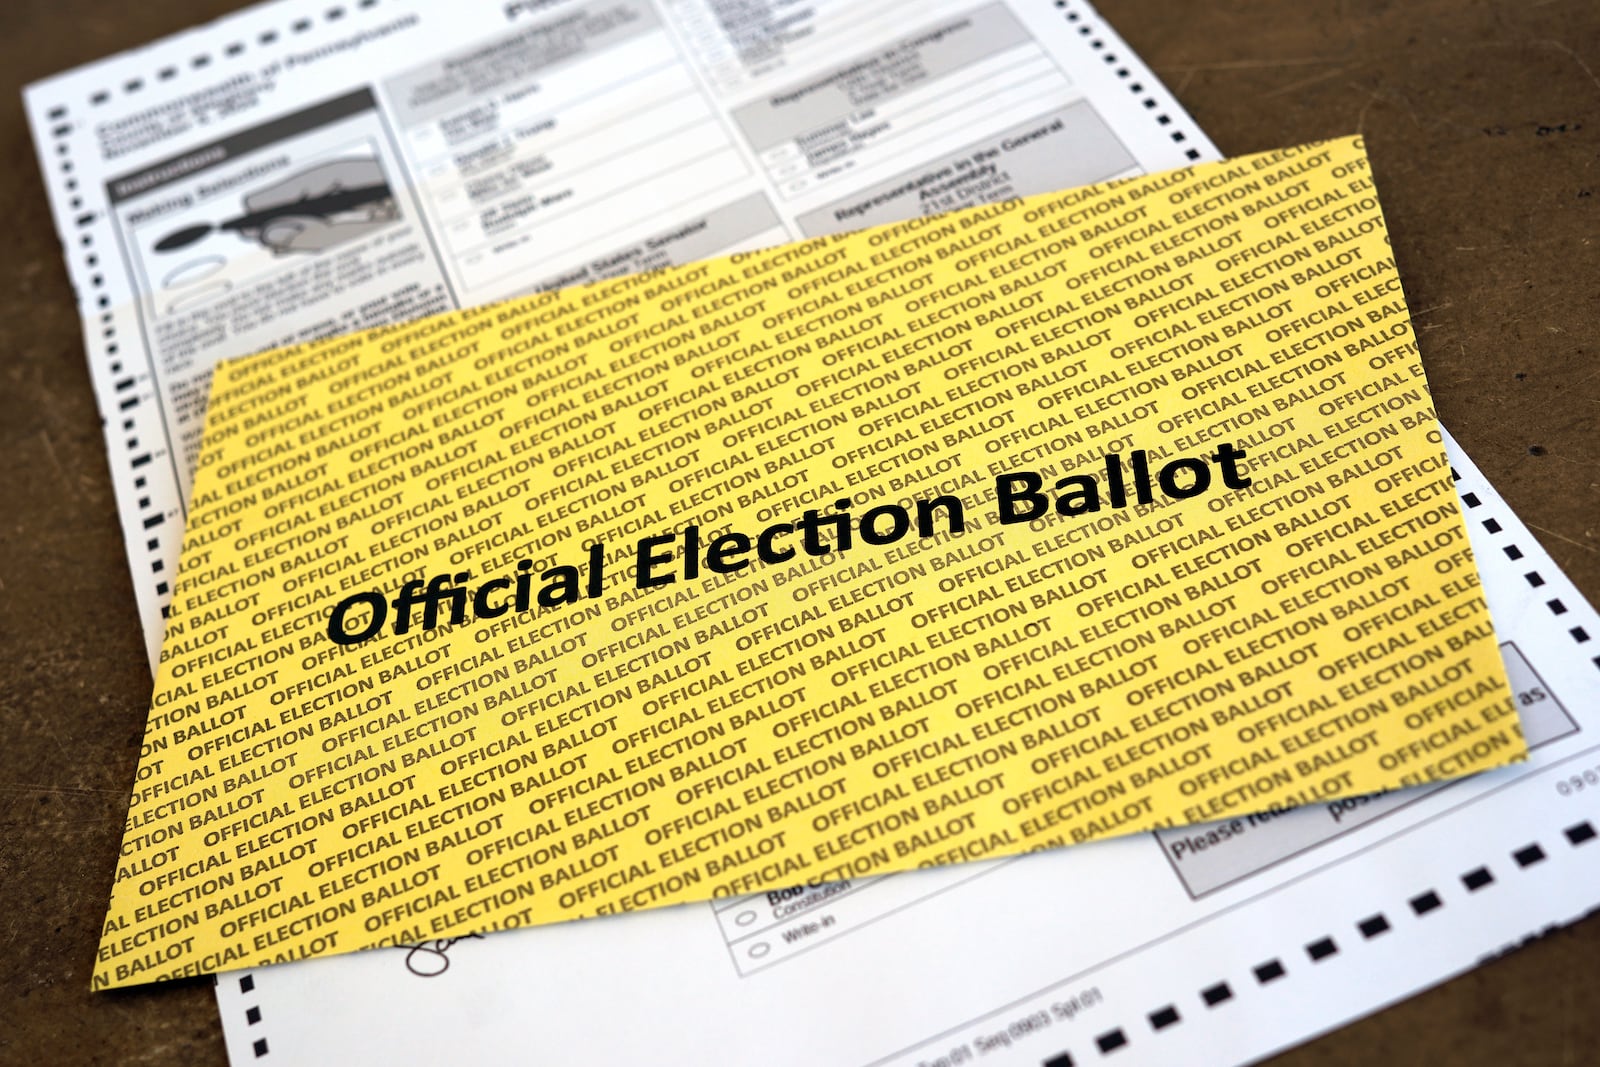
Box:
[0,1,1594,1064]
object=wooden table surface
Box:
[2,1,1596,1063]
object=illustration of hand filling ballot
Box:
[97,136,1522,989]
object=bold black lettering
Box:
[636,534,676,589]
[996,472,1046,523]
[915,495,965,537]
[328,591,386,646]
[1213,442,1252,489]
[1158,457,1211,499]
[860,504,910,545]
[707,532,753,573]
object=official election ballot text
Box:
[327,444,1255,643]
[95,137,1519,989]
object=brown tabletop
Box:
[3,1,1597,1064]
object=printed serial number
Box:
[1554,763,1600,797]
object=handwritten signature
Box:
[396,934,485,977]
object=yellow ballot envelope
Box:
[95,136,1522,989]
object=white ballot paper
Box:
[22,0,1600,1065]
[25,0,1213,671]
[206,432,1600,1066]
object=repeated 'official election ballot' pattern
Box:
[96,136,1520,989]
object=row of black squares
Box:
[1038,820,1595,1063]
